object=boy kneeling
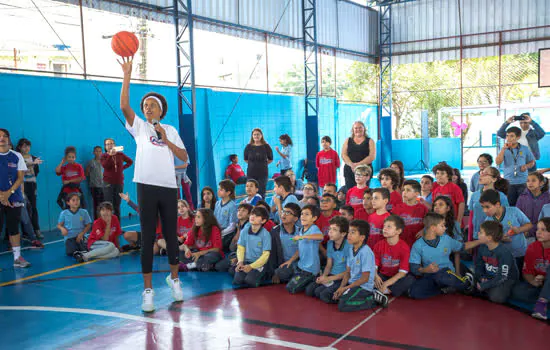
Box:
[333,220,389,312]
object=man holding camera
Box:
[497,112,545,172]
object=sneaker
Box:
[159,248,167,256]
[165,275,184,302]
[13,257,31,268]
[464,272,474,293]
[31,240,44,249]
[200,263,214,272]
[121,244,140,252]
[35,231,44,240]
[142,289,155,312]
[373,289,389,308]
[178,262,189,272]
[532,300,548,320]
[73,251,87,263]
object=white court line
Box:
[0,224,141,256]
[327,297,396,348]
[0,306,332,350]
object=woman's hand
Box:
[118,56,133,76]
[118,192,130,202]
[155,123,167,141]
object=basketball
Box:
[111,31,139,57]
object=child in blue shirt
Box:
[276,134,293,175]
[214,179,238,251]
[333,219,389,312]
[480,189,532,271]
[57,193,92,258]
[409,213,481,299]
[272,203,301,284]
[286,205,324,294]
[495,126,535,206]
[233,207,272,288]
[271,175,299,224]
[305,216,350,303]
[241,179,262,206]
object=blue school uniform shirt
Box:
[469,190,509,239]
[279,224,299,261]
[58,208,92,240]
[272,193,299,224]
[347,244,376,291]
[539,203,550,220]
[279,145,292,170]
[214,199,237,233]
[238,225,272,263]
[502,144,534,185]
[328,240,349,275]
[409,235,464,272]
[0,150,27,205]
[484,207,530,258]
[297,224,323,274]
[242,194,262,206]
[470,171,481,193]
[450,221,463,242]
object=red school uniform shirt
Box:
[354,207,370,221]
[58,163,85,193]
[316,149,340,188]
[88,215,122,250]
[264,220,276,233]
[523,240,550,276]
[184,226,224,258]
[346,186,368,212]
[367,212,391,249]
[225,163,245,183]
[432,182,464,218]
[178,216,194,240]
[387,190,402,212]
[392,202,428,248]
[373,239,410,277]
[316,210,340,244]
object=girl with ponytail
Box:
[517,172,550,238]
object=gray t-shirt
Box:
[88,159,104,188]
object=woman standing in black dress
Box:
[244,128,273,198]
[341,121,376,190]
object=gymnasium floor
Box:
[1,215,549,349]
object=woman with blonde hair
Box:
[341,121,376,189]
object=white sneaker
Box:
[166,275,184,302]
[141,289,155,312]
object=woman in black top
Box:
[341,121,376,189]
[244,128,273,198]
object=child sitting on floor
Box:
[57,193,91,258]
[180,209,224,272]
[392,180,428,247]
[272,203,301,284]
[367,188,391,249]
[474,221,518,304]
[215,179,238,251]
[241,179,262,206]
[233,207,272,287]
[333,220,388,312]
[346,165,371,213]
[378,168,402,212]
[305,216,349,303]
[408,213,480,299]
[215,203,253,272]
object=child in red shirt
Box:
[316,136,340,188]
[432,162,465,224]
[317,193,341,249]
[339,205,354,222]
[225,154,247,184]
[354,189,373,221]
[512,218,550,320]
[373,215,414,296]
[367,188,391,249]
[73,202,120,263]
[177,199,194,248]
[392,180,428,247]
[55,146,86,209]
[180,208,224,272]
[379,168,402,212]
[346,165,371,212]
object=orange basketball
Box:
[111,31,139,57]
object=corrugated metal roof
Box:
[56,0,377,60]
[392,0,550,64]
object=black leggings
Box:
[137,183,179,273]
[24,182,40,231]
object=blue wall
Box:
[391,138,462,171]
[1,73,379,231]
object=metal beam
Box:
[367,0,417,6]
[378,2,392,168]
[302,0,320,180]
[173,0,198,205]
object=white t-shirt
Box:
[126,115,185,189]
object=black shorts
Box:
[0,204,22,236]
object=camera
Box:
[113,146,124,152]
[513,115,526,121]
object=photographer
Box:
[101,138,133,219]
[497,113,545,171]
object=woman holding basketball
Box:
[119,57,188,312]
